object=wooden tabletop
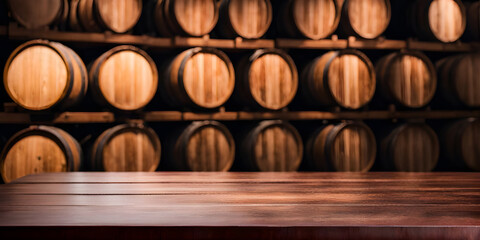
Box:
[0,172,479,240]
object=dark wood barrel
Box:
[376,51,437,108]
[443,118,480,171]
[240,120,303,172]
[380,123,439,172]
[89,45,158,111]
[465,1,480,40]
[168,121,235,171]
[305,121,376,172]
[437,53,480,108]
[3,39,88,111]
[161,48,235,109]
[216,0,272,39]
[339,0,391,39]
[276,0,340,40]
[75,0,143,33]
[236,49,298,110]
[301,50,375,109]
[7,0,66,29]
[153,0,219,37]
[0,126,82,183]
[69,0,83,31]
[410,0,466,43]
[90,123,161,172]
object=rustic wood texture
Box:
[428,0,465,43]
[381,123,439,172]
[218,0,272,39]
[69,0,83,31]
[90,45,158,111]
[302,50,375,109]
[91,124,161,172]
[444,118,480,171]
[77,0,102,32]
[0,172,479,240]
[95,0,142,33]
[4,40,87,111]
[0,126,81,183]
[294,0,339,39]
[340,0,391,39]
[7,0,64,29]
[377,51,436,108]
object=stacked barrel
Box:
[1,0,479,183]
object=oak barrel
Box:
[236,49,298,110]
[305,121,376,172]
[301,50,375,109]
[161,48,235,109]
[89,45,158,111]
[380,123,439,172]
[153,0,219,37]
[410,0,466,43]
[75,0,143,33]
[7,0,66,29]
[168,121,235,171]
[215,0,272,39]
[465,1,480,40]
[339,0,391,39]
[240,120,303,172]
[0,126,82,183]
[376,51,437,108]
[3,39,88,111]
[276,0,340,40]
[437,53,480,108]
[443,118,480,171]
[90,123,161,172]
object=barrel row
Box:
[4,40,480,112]
[6,0,480,42]
[1,118,479,183]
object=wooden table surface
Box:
[0,172,479,240]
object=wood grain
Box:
[341,0,391,39]
[77,0,102,32]
[444,118,480,171]
[293,0,338,39]
[7,0,64,29]
[225,0,272,39]
[428,0,465,43]
[95,0,142,33]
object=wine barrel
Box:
[153,0,219,37]
[465,1,480,40]
[216,0,272,39]
[443,118,480,171]
[339,0,391,39]
[69,0,83,31]
[161,48,235,109]
[7,0,66,29]
[410,0,466,43]
[90,123,161,172]
[0,126,82,183]
[380,123,439,172]
[168,121,235,171]
[437,53,480,108]
[89,45,158,111]
[240,120,303,172]
[3,39,88,111]
[276,0,340,40]
[76,0,143,33]
[301,50,375,109]
[376,51,437,108]
[236,49,298,110]
[305,121,376,172]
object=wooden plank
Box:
[235,38,275,49]
[53,112,114,123]
[408,39,473,52]
[182,112,237,121]
[173,36,235,49]
[143,111,183,121]
[0,112,30,123]
[347,37,406,49]
[276,38,348,49]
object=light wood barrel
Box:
[339,0,391,39]
[465,1,480,40]
[89,45,158,111]
[169,121,235,171]
[305,121,376,172]
[161,48,235,109]
[376,51,437,108]
[0,126,82,183]
[154,0,219,37]
[236,49,298,110]
[411,0,466,43]
[301,50,375,109]
[90,124,161,172]
[380,123,439,172]
[216,0,272,39]
[437,53,480,108]
[443,118,480,171]
[277,0,340,40]
[76,0,143,33]
[3,39,88,111]
[7,0,65,29]
[240,121,303,172]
